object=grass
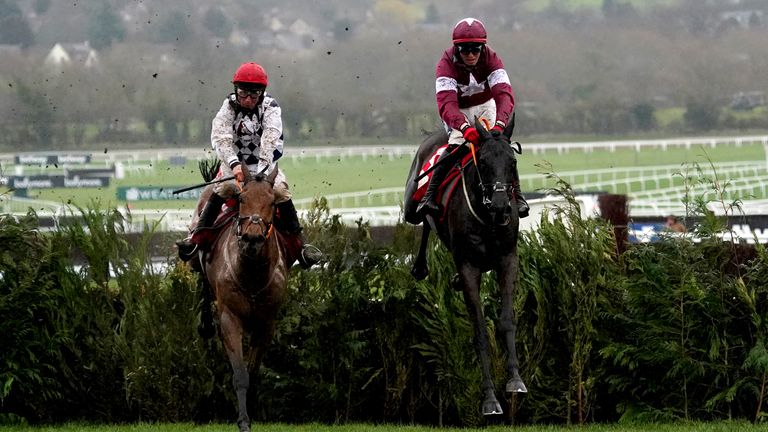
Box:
[1,421,765,432]
[2,139,765,212]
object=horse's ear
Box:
[473,116,492,141]
[240,155,253,182]
[503,112,516,139]
[266,163,278,183]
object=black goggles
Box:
[456,43,484,54]
[236,87,264,99]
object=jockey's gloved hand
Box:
[491,120,505,135]
[232,164,245,182]
[462,126,480,145]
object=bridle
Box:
[234,175,275,244]
[236,212,273,240]
[463,138,522,226]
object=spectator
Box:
[665,215,687,233]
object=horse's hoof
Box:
[411,265,428,280]
[506,378,528,393]
[482,399,504,416]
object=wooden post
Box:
[598,194,628,255]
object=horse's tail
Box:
[198,158,221,182]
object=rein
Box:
[235,171,276,241]
[460,138,523,227]
[460,164,486,225]
[236,212,273,239]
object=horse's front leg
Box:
[197,278,216,339]
[220,307,251,432]
[458,264,503,416]
[410,224,431,280]
[243,318,278,416]
[498,252,527,394]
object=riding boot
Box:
[415,151,452,218]
[176,193,225,260]
[276,200,324,268]
[511,165,530,218]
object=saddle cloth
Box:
[190,199,239,247]
[410,144,473,220]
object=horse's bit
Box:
[236,212,272,241]
[461,168,514,226]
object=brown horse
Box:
[197,166,288,432]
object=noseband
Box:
[237,213,272,240]
[480,182,515,207]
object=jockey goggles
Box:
[236,87,264,99]
[456,43,484,54]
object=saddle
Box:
[190,199,239,248]
[406,144,473,223]
[189,199,302,268]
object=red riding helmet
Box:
[452,18,487,44]
[232,62,268,87]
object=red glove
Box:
[462,126,480,145]
[491,121,505,134]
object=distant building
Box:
[44,42,99,68]
[719,10,764,30]
[730,91,766,111]
[252,15,318,52]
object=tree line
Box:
[0,0,767,151]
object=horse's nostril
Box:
[241,233,266,244]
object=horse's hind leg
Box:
[410,224,431,280]
[458,264,503,416]
[498,253,527,394]
[220,307,252,432]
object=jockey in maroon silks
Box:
[416,17,529,219]
[176,62,322,268]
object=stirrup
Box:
[416,199,439,217]
[517,200,530,219]
[299,244,324,268]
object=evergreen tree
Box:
[684,99,720,131]
[33,0,51,15]
[0,0,34,47]
[203,7,232,39]
[153,11,191,44]
[424,2,439,24]
[87,0,125,50]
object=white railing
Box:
[521,161,766,190]
[294,187,404,208]
[4,135,767,165]
[4,135,768,231]
[523,135,768,155]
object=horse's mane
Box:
[421,129,448,150]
